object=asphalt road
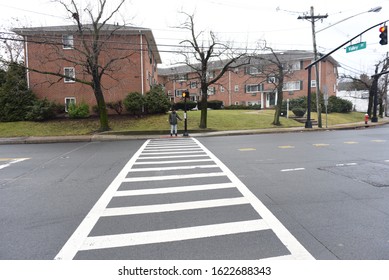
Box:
[1,125,388,260]
[199,126,389,260]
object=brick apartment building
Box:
[158,51,339,108]
[13,24,161,111]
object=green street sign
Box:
[346,42,366,53]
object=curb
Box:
[1,120,389,145]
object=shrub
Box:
[328,96,353,113]
[124,92,144,115]
[144,86,170,114]
[292,107,306,117]
[173,101,197,111]
[224,104,261,110]
[25,98,57,121]
[68,102,90,119]
[0,89,36,121]
[107,100,124,115]
[197,100,224,110]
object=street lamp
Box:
[316,6,382,33]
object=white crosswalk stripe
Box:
[55,138,314,260]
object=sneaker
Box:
[175,134,178,136]
[170,134,172,137]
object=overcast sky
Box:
[1,0,389,76]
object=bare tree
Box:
[250,44,297,126]
[341,55,389,118]
[0,18,26,68]
[13,0,134,131]
[177,12,250,129]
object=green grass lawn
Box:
[0,110,366,137]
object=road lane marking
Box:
[281,168,305,172]
[344,141,358,144]
[238,148,256,151]
[80,219,269,251]
[102,197,249,217]
[144,146,200,150]
[128,164,218,172]
[0,158,30,170]
[141,150,205,155]
[54,141,150,260]
[193,138,314,260]
[278,145,295,149]
[138,154,209,159]
[133,159,214,165]
[56,138,314,260]
[123,172,225,182]
[336,163,357,167]
[371,140,387,143]
[114,182,236,197]
[313,143,330,147]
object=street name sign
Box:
[346,42,366,53]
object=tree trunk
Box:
[199,87,208,129]
[273,74,283,126]
[273,90,283,126]
[92,76,110,131]
[368,78,378,118]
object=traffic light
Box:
[182,90,189,99]
[379,26,388,45]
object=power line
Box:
[0,3,67,19]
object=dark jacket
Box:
[169,111,181,125]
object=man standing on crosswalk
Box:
[168,109,182,137]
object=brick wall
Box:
[25,32,158,109]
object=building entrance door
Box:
[266,92,276,108]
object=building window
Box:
[64,67,75,83]
[311,80,317,88]
[207,71,215,80]
[245,84,263,93]
[175,89,186,97]
[190,81,197,89]
[284,61,302,71]
[246,66,261,75]
[234,85,239,92]
[267,76,278,84]
[283,81,302,91]
[175,74,188,82]
[220,86,225,92]
[207,87,215,95]
[62,35,74,49]
[65,97,76,112]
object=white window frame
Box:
[245,84,263,93]
[234,85,239,92]
[283,81,302,91]
[64,67,75,83]
[220,85,225,92]
[65,97,76,112]
[190,81,197,89]
[207,86,215,95]
[311,80,317,88]
[267,76,278,84]
[247,66,261,75]
[62,35,74,49]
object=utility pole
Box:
[298,7,328,128]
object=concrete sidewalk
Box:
[1,119,389,145]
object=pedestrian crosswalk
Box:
[55,138,314,260]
